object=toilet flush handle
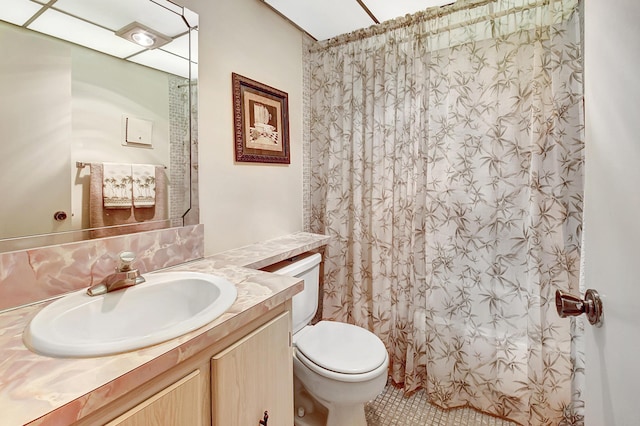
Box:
[555,289,603,327]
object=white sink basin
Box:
[24,271,238,357]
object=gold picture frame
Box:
[232,73,290,164]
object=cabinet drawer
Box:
[105,370,202,426]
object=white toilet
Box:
[265,252,389,426]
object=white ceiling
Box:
[0,0,198,79]
[1,0,453,77]
[263,0,456,41]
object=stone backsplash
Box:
[0,224,204,311]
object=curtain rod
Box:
[310,0,573,52]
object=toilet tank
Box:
[262,252,322,334]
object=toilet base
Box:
[294,385,326,426]
[294,399,367,426]
[294,377,368,426]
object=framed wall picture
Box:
[232,73,290,164]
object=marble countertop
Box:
[0,232,329,426]
[206,232,331,270]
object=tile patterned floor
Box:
[365,384,518,426]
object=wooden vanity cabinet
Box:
[73,303,293,426]
[105,370,203,426]
[211,312,293,426]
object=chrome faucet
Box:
[87,251,146,296]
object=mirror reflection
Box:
[0,0,198,252]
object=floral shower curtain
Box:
[309,0,584,424]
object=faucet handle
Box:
[117,251,137,272]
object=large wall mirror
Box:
[0,0,198,253]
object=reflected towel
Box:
[89,163,168,238]
[103,163,132,209]
[132,164,156,208]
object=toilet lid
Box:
[295,321,387,374]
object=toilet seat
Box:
[294,321,388,380]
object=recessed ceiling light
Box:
[131,31,155,47]
[116,22,171,49]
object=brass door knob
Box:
[555,289,603,327]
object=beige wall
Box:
[0,22,71,239]
[180,0,305,255]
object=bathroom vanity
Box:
[0,232,329,426]
[77,308,292,426]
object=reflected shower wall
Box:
[169,76,198,227]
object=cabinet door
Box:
[105,370,202,426]
[211,312,293,426]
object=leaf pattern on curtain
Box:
[309,0,584,425]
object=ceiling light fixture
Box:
[115,22,171,49]
[131,31,155,47]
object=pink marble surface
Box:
[0,232,328,426]
[208,232,330,269]
[0,225,204,311]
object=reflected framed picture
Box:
[232,73,290,164]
